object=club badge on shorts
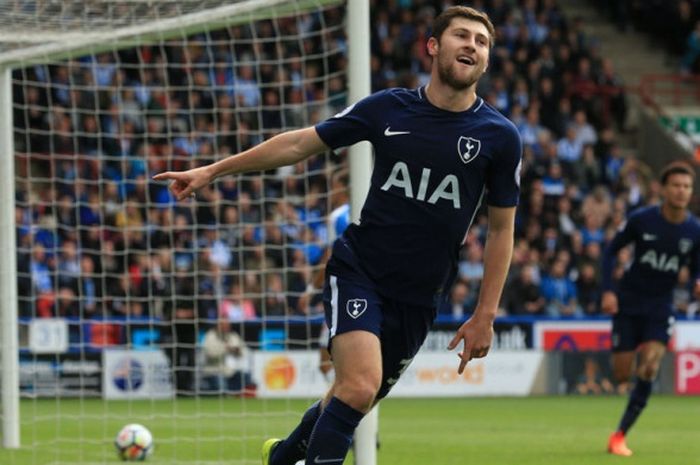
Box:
[346,299,368,319]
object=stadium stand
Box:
[17,0,694,348]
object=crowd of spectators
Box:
[15,4,347,328]
[13,0,696,344]
[590,0,700,75]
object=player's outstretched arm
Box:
[153,127,329,200]
[448,206,515,374]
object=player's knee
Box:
[334,378,379,413]
[637,362,660,381]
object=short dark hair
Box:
[660,160,695,185]
[431,6,496,48]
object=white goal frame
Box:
[0,0,371,454]
[1,64,20,450]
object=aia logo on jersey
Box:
[457,136,481,164]
[346,299,367,319]
[639,250,679,272]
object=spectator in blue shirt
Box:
[541,258,582,317]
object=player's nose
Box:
[462,42,476,54]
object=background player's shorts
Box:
[611,312,675,352]
[322,251,436,400]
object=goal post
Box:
[346,0,372,223]
[1,64,20,450]
[0,0,373,463]
[344,1,375,464]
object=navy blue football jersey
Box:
[602,205,700,315]
[315,87,522,306]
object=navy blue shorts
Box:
[611,313,675,352]
[322,252,436,400]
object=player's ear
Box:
[427,37,438,57]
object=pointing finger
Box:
[457,352,469,375]
[457,341,474,375]
[152,172,176,181]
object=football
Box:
[114,423,154,461]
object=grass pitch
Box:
[0,396,698,464]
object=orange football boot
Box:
[607,431,633,457]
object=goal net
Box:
[1,1,370,463]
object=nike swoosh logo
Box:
[384,127,410,136]
[642,234,657,241]
[314,456,345,464]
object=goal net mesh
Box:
[6,0,349,463]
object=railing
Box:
[631,74,700,163]
[637,74,700,110]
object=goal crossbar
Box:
[0,0,343,68]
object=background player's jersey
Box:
[602,205,700,315]
[328,203,350,243]
[315,87,522,307]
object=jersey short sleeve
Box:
[315,91,388,149]
[485,120,522,207]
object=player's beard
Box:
[436,53,484,91]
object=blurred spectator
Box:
[57,240,80,290]
[80,255,99,317]
[442,281,476,320]
[557,126,583,165]
[201,317,256,395]
[557,196,577,236]
[573,144,602,192]
[596,58,627,130]
[172,278,197,396]
[220,282,257,322]
[576,262,601,316]
[541,162,566,197]
[571,110,598,147]
[618,157,653,209]
[458,242,485,287]
[56,287,79,318]
[518,106,546,148]
[575,356,614,395]
[581,186,612,226]
[504,264,545,316]
[682,20,700,74]
[541,258,582,318]
[31,244,54,317]
[262,273,287,317]
[579,213,605,247]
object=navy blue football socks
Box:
[270,400,321,464]
[618,378,652,434]
[305,396,364,464]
